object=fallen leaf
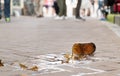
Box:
[64,53,71,59]
[73,56,80,60]
[64,53,71,63]
[0,60,4,67]
[19,63,28,69]
[61,59,69,64]
[66,59,70,63]
[28,65,38,71]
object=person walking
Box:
[0,0,11,22]
[0,0,2,19]
[81,0,92,17]
[75,0,85,21]
[53,0,59,15]
[34,0,44,17]
[97,0,104,18]
[55,0,66,19]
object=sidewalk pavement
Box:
[0,16,120,76]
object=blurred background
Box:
[0,0,120,19]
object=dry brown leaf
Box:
[64,53,71,59]
[64,53,71,63]
[73,56,80,60]
[19,63,28,69]
[28,66,38,71]
[66,59,70,63]
[61,59,69,64]
[0,60,4,67]
[61,60,64,64]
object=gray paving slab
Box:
[0,16,120,76]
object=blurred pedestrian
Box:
[97,0,104,17]
[23,0,35,16]
[34,0,44,17]
[0,0,2,19]
[53,0,59,15]
[81,0,92,17]
[75,0,85,21]
[0,0,11,22]
[55,0,66,19]
[90,0,95,17]
[90,0,94,11]
[4,0,11,22]
[106,0,115,13]
[43,0,54,17]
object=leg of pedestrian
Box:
[4,0,11,22]
[75,0,85,21]
[0,0,2,19]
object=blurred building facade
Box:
[1,0,34,16]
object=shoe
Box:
[76,17,86,21]
[100,18,106,21]
[54,16,63,20]
[37,15,43,18]
[63,16,67,20]
[5,17,10,22]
